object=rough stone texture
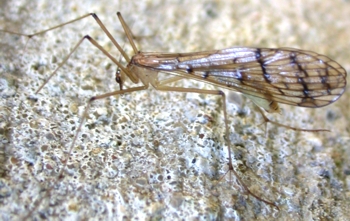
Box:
[0,0,349,220]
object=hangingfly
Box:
[0,11,347,217]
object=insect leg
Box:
[254,105,330,134]
[153,84,279,209]
[34,34,131,94]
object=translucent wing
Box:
[133,47,347,109]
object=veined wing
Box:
[133,47,347,108]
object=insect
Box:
[1,11,347,218]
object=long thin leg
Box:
[153,85,279,209]
[35,34,130,94]
[254,105,330,133]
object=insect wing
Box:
[170,47,347,108]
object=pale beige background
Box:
[0,0,349,220]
